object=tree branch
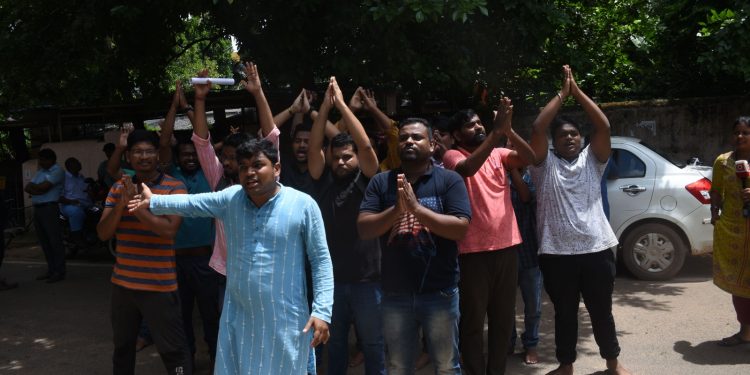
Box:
[166,33,225,65]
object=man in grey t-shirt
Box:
[528,65,631,375]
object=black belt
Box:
[33,202,58,207]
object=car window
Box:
[609,149,646,179]
[640,141,687,168]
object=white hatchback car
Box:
[607,136,713,280]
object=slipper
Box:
[717,333,750,347]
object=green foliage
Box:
[162,15,233,91]
[1,0,749,119]
[0,1,232,112]
[696,4,750,86]
[364,0,488,23]
[535,0,663,102]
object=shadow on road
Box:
[673,340,750,365]
[609,254,714,311]
[613,282,683,311]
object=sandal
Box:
[717,333,750,347]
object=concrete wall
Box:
[514,95,750,166]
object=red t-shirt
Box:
[443,147,522,253]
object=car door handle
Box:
[620,185,646,195]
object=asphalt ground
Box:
[1,233,749,374]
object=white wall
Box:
[22,139,112,209]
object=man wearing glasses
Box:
[97,129,192,375]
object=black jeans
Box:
[539,249,621,365]
[458,247,518,375]
[176,254,221,362]
[33,204,65,276]
[111,285,192,375]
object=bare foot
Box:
[606,359,632,375]
[545,364,573,375]
[415,351,430,370]
[524,347,539,364]
[349,350,364,367]
[135,336,152,352]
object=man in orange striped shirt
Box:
[97,129,192,375]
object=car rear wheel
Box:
[621,223,687,281]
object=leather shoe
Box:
[46,274,65,283]
[36,273,51,281]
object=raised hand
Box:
[240,62,262,95]
[559,65,572,99]
[349,86,364,112]
[492,97,514,135]
[569,66,581,98]
[301,89,311,114]
[175,80,188,108]
[289,89,306,114]
[170,80,182,108]
[330,77,345,109]
[361,88,378,111]
[193,69,211,100]
[119,123,134,149]
[304,89,317,108]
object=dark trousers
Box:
[176,254,221,362]
[33,204,65,276]
[459,247,518,375]
[1,216,5,269]
[111,285,192,375]
[732,295,750,325]
[539,249,621,365]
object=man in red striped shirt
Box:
[97,129,192,375]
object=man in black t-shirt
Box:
[308,77,384,374]
[280,122,320,196]
[358,118,471,374]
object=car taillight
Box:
[685,178,712,204]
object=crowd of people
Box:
[5,62,749,375]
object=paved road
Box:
[1,250,749,374]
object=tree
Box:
[0,1,233,115]
[1,0,748,123]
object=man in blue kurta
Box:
[128,138,333,375]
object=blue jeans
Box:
[382,288,461,375]
[307,345,319,375]
[511,266,543,349]
[327,282,384,375]
[60,204,87,232]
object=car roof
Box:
[611,136,642,143]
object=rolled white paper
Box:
[190,77,236,85]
